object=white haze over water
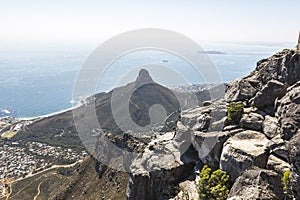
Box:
[0,41,294,118]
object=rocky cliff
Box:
[127,48,300,200]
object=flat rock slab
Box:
[228,167,284,200]
[220,130,270,180]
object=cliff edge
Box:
[127,48,300,200]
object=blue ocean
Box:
[0,41,293,118]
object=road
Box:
[12,160,82,183]
[9,160,82,199]
[33,178,47,200]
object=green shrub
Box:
[282,169,291,196]
[227,103,244,124]
[198,165,230,200]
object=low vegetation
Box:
[5,167,71,200]
[180,186,190,200]
[174,186,190,200]
[227,102,244,124]
[282,169,292,198]
[198,165,230,200]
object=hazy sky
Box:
[1,0,299,44]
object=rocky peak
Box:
[255,49,300,85]
[297,31,300,51]
[226,48,300,103]
[135,69,154,88]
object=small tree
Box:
[198,165,212,199]
[209,170,230,199]
[198,165,230,200]
[282,169,291,199]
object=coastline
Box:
[17,106,74,121]
[0,102,84,138]
[2,88,100,124]
[17,100,85,121]
[0,102,83,123]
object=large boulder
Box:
[276,81,300,140]
[228,167,284,200]
[181,106,211,130]
[266,155,290,175]
[192,113,212,131]
[220,130,270,180]
[255,49,300,86]
[192,128,243,169]
[240,112,264,131]
[181,99,227,132]
[225,78,258,102]
[267,135,289,162]
[262,115,280,139]
[251,79,286,109]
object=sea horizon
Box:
[0,40,295,118]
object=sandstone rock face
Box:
[266,155,290,175]
[225,53,300,199]
[255,49,300,86]
[240,112,264,131]
[181,106,211,131]
[267,135,289,162]
[181,100,233,169]
[127,100,230,200]
[225,78,257,102]
[262,115,279,139]
[126,49,300,200]
[276,81,300,140]
[251,79,286,109]
[193,113,212,131]
[228,167,284,200]
[286,132,300,199]
[224,49,300,107]
[181,99,227,132]
[220,130,270,180]
[192,129,242,169]
[195,49,299,199]
[127,128,198,200]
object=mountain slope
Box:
[49,157,128,200]
[13,69,187,147]
[13,68,215,150]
